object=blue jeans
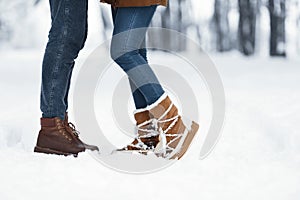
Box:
[40,2,164,120]
[40,0,88,120]
[110,6,165,109]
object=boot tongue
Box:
[64,112,69,123]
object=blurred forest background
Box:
[1,0,300,57]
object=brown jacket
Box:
[100,0,168,7]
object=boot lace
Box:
[67,122,80,137]
[56,121,72,141]
[127,102,182,157]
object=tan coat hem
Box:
[100,0,168,7]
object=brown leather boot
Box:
[118,94,199,160]
[64,112,99,151]
[34,117,98,157]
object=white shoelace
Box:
[128,103,183,157]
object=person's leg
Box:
[111,7,148,61]
[129,38,149,109]
[40,0,88,120]
[36,0,98,156]
[64,9,88,112]
[139,39,148,62]
[111,7,148,109]
[110,6,199,159]
[110,6,165,109]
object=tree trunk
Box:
[213,0,231,52]
[238,0,257,56]
[297,13,300,54]
[148,0,191,52]
[160,1,172,50]
[269,0,286,57]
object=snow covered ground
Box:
[0,49,300,200]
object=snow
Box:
[1,0,300,199]
[0,48,300,199]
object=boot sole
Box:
[171,121,199,160]
[34,146,81,157]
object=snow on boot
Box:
[116,109,159,154]
[117,93,199,160]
